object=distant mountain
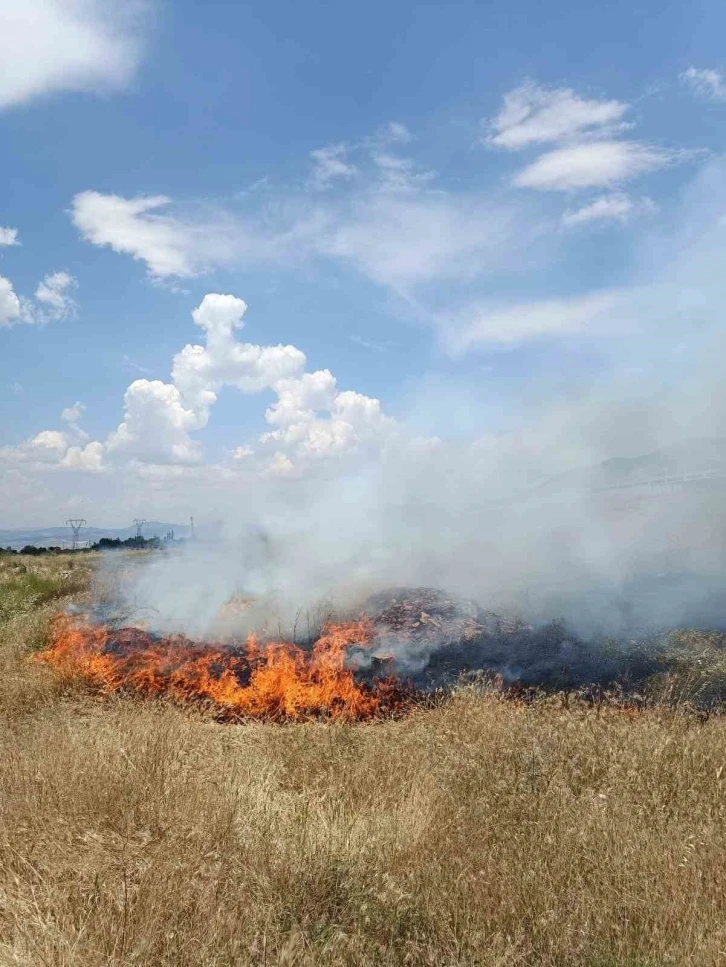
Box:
[535,438,726,496]
[0,521,190,549]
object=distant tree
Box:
[91,536,163,552]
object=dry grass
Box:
[0,555,724,966]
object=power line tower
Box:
[133,518,147,540]
[66,518,86,551]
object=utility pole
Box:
[133,518,147,540]
[66,519,86,551]
[190,516,195,540]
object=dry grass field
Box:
[0,553,724,967]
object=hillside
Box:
[0,521,189,549]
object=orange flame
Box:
[35,615,410,722]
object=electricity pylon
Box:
[66,519,86,551]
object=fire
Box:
[35,615,411,722]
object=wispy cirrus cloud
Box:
[446,290,620,353]
[680,66,726,102]
[562,193,656,227]
[486,82,629,150]
[514,141,674,191]
[486,82,685,192]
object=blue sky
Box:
[2,0,726,527]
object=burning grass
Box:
[1,553,725,966]
[35,615,414,722]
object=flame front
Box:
[36,616,409,722]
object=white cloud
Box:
[562,193,656,227]
[72,192,201,277]
[60,441,104,472]
[310,143,357,187]
[61,401,85,426]
[103,295,306,466]
[106,379,203,465]
[319,190,526,289]
[369,151,434,192]
[0,275,22,325]
[95,294,398,472]
[514,141,672,191]
[680,67,726,102]
[378,121,412,144]
[35,271,77,318]
[486,82,683,199]
[0,0,149,110]
[70,174,532,319]
[231,445,253,460]
[0,270,79,326]
[0,227,19,246]
[450,291,619,351]
[32,429,68,451]
[487,82,628,150]
[59,401,89,443]
[71,190,325,279]
[264,452,296,477]
[174,293,306,417]
[64,110,675,361]
[261,371,395,460]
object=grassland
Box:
[0,553,724,967]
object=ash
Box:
[357,587,662,691]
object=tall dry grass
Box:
[0,554,724,966]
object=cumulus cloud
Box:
[60,402,90,443]
[32,429,68,451]
[93,293,394,473]
[0,227,19,246]
[231,445,253,460]
[513,141,673,191]
[0,0,150,110]
[261,371,395,459]
[106,380,203,465]
[61,401,85,426]
[486,82,628,150]
[0,269,78,326]
[680,67,726,102]
[60,441,104,471]
[0,275,22,325]
[103,295,306,467]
